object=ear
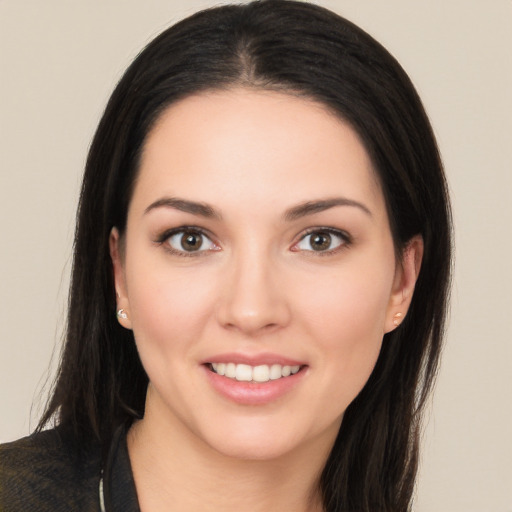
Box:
[109,227,132,330]
[384,235,423,333]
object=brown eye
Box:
[294,229,348,253]
[309,232,332,251]
[181,231,203,251]
[166,229,217,254]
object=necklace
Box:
[99,470,106,512]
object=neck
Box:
[127,391,333,512]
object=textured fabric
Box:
[103,425,140,512]
[0,425,139,512]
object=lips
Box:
[202,353,307,405]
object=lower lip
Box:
[202,365,306,405]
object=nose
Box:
[215,247,291,336]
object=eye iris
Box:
[310,232,331,251]
[181,232,202,251]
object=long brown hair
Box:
[39,2,452,510]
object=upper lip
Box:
[203,352,306,367]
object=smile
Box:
[209,362,301,382]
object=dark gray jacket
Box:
[0,424,139,511]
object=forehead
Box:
[133,88,385,217]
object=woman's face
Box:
[111,88,417,460]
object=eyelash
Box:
[155,226,352,257]
[292,227,352,256]
[155,226,219,257]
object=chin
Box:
[196,414,339,462]
[206,432,301,461]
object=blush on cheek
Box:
[301,280,386,399]
[129,269,211,334]
[347,272,393,325]
[304,279,387,336]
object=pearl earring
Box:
[393,312,403,327]
[117,308,128,320]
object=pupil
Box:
[181,232,202,251]
[311,232,331,251]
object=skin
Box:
[110,88,422,512]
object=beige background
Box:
[1,1,511,510]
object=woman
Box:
[0,1,452,511]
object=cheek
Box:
[297,265,392,341]
[126,261,217,356]
[294,262,393,398]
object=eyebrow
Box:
[284,197,372,221]
[143,196,372,221]
[144,197,222,219]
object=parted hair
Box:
[38,1,452,511]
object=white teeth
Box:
[210,362,302,382]
[225,363,236,378]
[235,364,252,382]
[253,365,270,383]
[269,364,282,380]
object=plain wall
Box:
[1,1,511,510]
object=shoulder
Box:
[0,426,101,511]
